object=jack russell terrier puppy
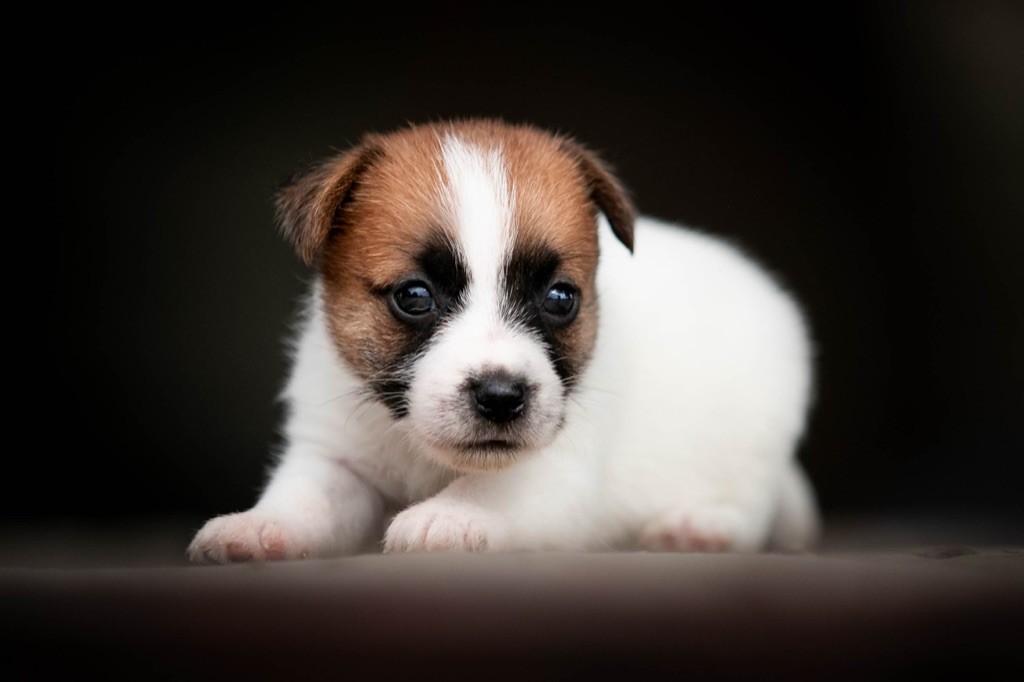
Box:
[188,119,819,562]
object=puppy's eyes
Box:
[541,284,579,322]
[391,281,436,321]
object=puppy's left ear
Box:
[562,140,636,252]
[274,140,382,265]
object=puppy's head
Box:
[276,120,633,471]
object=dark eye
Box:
[391,281,436,321]
[541,283,578,321]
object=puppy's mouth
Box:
[431,437,531,473]
[454,439,520,452]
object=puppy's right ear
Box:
[274,141,381,265]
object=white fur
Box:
[189,152,819,561]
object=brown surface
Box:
[3,520,1023,679]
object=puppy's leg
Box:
[767,461,821,551]
[636,505,767,553]
[188,448,384,564]
[635,462,816,554]
[384,449,601,553]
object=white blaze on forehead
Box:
[441,134,514,319]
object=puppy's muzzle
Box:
[471,372,528,423]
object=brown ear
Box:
[562,140,636,252]
[274,141,381,265]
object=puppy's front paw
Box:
[384,501,507,553]
[188,510,311,565]
[637,505,757,553]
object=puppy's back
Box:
[593,216,813,534]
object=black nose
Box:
[472,373,528,423]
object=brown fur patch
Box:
[275,143,383,265]
[319,128,452,382]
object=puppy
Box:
[188,119,819,562]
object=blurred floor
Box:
[2,517,1022,678]
[1,514,1021,568]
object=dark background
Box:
[17,3,1022,531]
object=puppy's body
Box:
[189,121,818,562]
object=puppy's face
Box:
[276,121,633,472]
